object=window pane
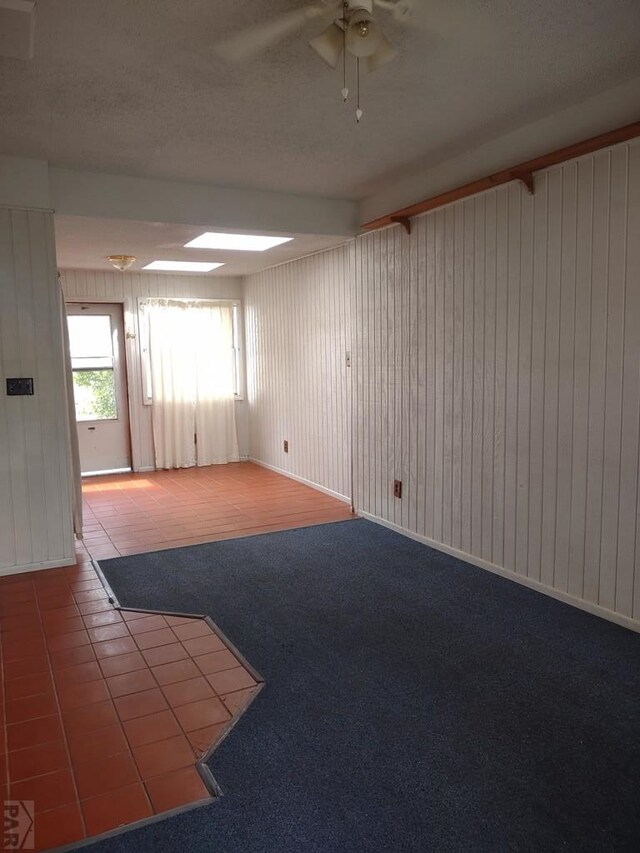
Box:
[68,315,114,360]
[72,370,117,421]
[70,356,112,370]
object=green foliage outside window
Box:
[73,370,117,421]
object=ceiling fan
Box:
[214,1,416,68]
[214,1,422,121]
[213,1,489,122]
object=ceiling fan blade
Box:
[364,33,398,72]
[215,3,334,63]
[309,22,344,68]
[378,0,495,42]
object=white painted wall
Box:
[0,208,75,573]
[0,157,50,210]
[60,269,248,470]
[244,247,353,502]
[354,139,640,628]
[50,168,358,237]
[245,138,640,629]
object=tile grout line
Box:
[68,578,157,823]
[1,588,12,796]
[91,561,259,787]
[69,575,228,803]
[115,616,230,789]
[32,577,89,843]
[0,464,343,844]
[113,618,211,802]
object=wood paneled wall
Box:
[0,208,75,573]
[244,247,352,501]
[243,139,640,628]
[60,269,247,470]
[354,140,640,627]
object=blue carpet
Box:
[86,519,640,852]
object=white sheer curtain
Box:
[146,299,239,469]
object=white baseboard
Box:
[135,458,250,474]
[359,510,640,635]
[249,458,352,506]
[0,555,78,577]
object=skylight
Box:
[143,261,225,272]
[184,232,293,252]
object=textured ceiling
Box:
[1,1,640,201]
[54,215,350,276]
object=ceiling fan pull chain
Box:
[355,57,363,122]
[341,5,349,101]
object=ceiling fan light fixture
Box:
[107,255,136,272]
[364,32,397,72]
[309,21,344,68]
[345,8,383,58]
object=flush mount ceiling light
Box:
[143,261,225,272]
[107,255,136,272]
[185,233,293,252]
[213,1,423,123]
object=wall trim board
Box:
[249,458,352,506]
[359,511,640,635]
[0,203,54,213]
[363,119,640,231]
[0,556,80,577]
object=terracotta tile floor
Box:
[81,461,354,559]
[0,553,259,850]
[0,463,352,850]
[0,559,261,850]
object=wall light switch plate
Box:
[6,377,34,396]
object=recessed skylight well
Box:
[143,261,225,272]
[184,232,293,252]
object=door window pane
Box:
[68,315,114,367]
[72,369,117,421]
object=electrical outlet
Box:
[393,479,402,499]
[283,440,289,453]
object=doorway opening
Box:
[66,302,132,475]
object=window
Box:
[67,314,118,421]
[138,298,244,404]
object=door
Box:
[66,303,132,474]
